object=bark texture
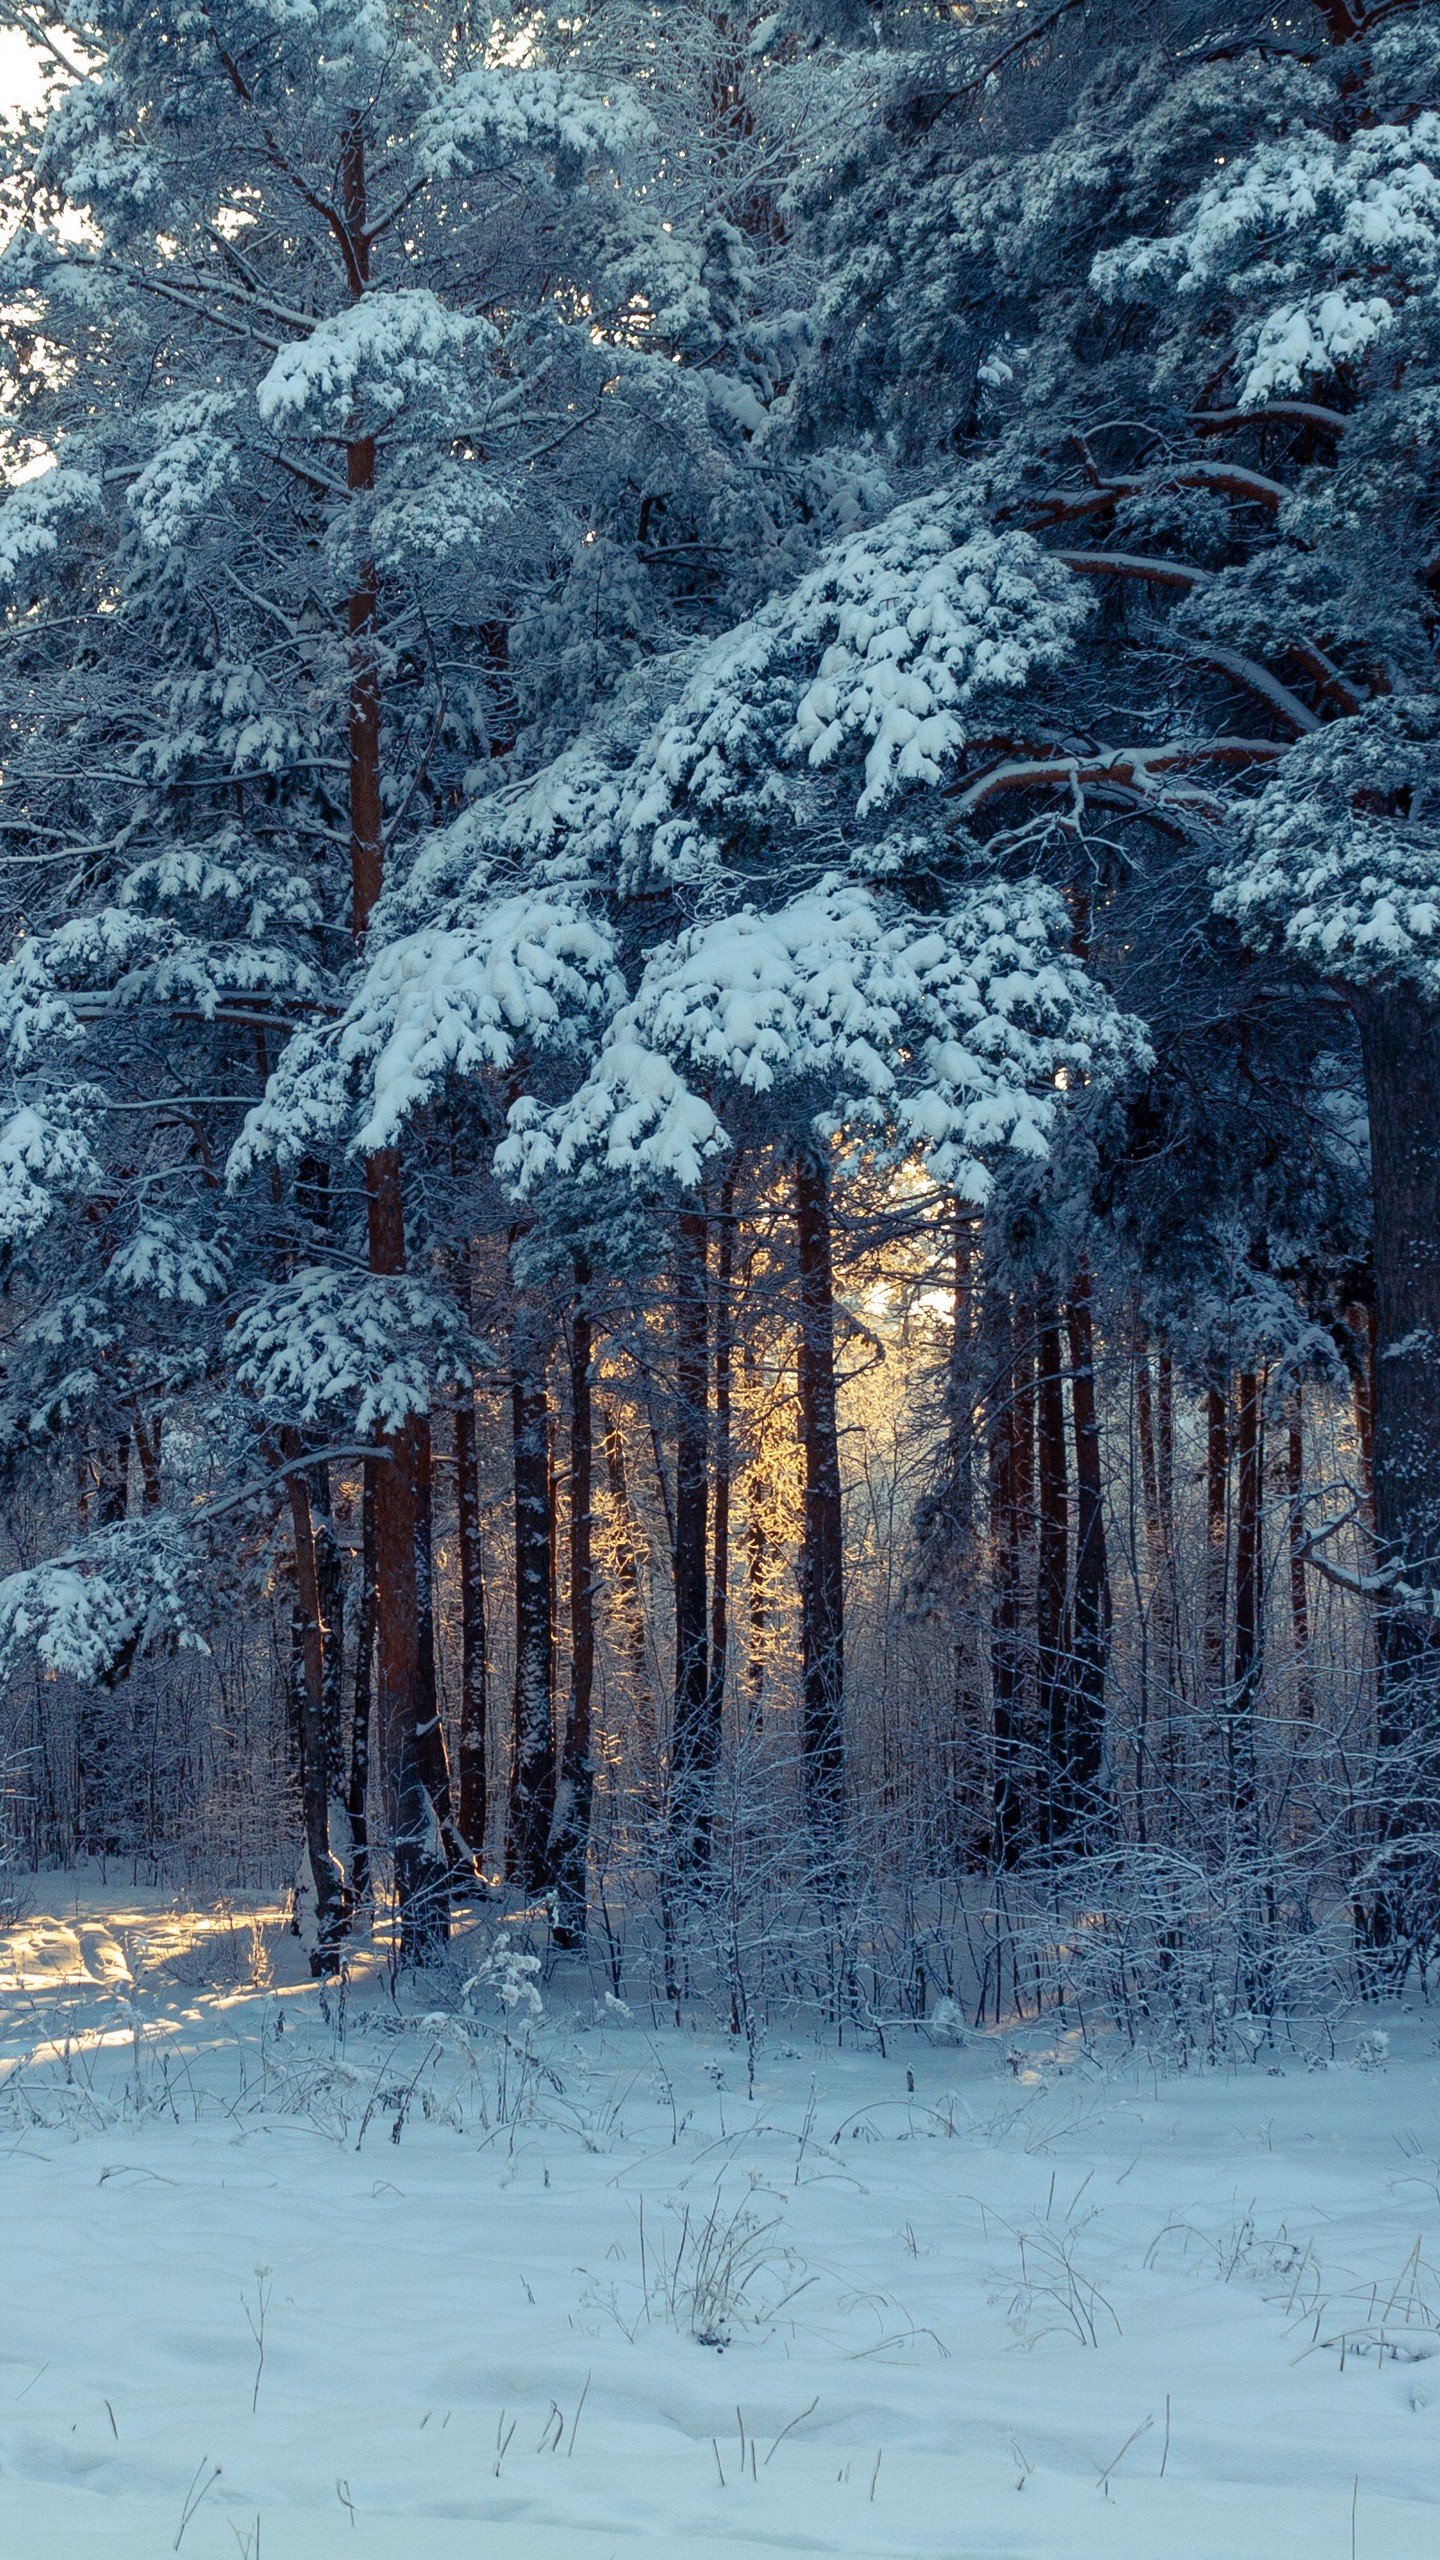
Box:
[796,1145,846,1839]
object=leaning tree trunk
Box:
[551,1260,596,1949]
[670,1206,714,1877]
[1065,1269,1111,1840]
[1349,985,1440,1970]
[796,1144,846,1840]
[507,1296,556,1892]
[454,1387,489,1864]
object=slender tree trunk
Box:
[1348,1298,1377,1518]
[348,1460,375,1905]
[1135,1335,1164,1575]
[943,1212,979,1852]
[411,1414,458,1933]
[97,1434,129,1526]
[1286,1389,1314,1718]
[507,1300,555,1891]
[339,113,432,1961]
[1065,1270,1111,1837]
[1231,1368,1263,1815]
[1157,1349,1176,1557]
[80,1433,131,1857]
[284,1462,346,1970]
[670,1207,713,1875]
[707,1173,736,1756]
[552,1261,596,1948]
[743,1335,770,1721]
[130,1410,162,1510]
[795,1144,845,1839]
[603,1410,657,1779]
[1204,1375,1230,1701]
[311,1463,346,1792]
[1035,1300,1069,1841]
[989,1300,1026,1866]
[454,1389,489,1864]
[365,1167,435,1955]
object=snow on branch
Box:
[0,465,102,600]
[413,66,653,187]
[229,888,622,1171]
[0,1516,205,1685]
[255,292,495,437]
[1213,696,1440,988]
[1094,114,1440,406]
[610,499,1092,876]
[499,876,1146,1197]
[0,1093,106,1246]
[343,896,624,1153]
[231,1268,482,1434]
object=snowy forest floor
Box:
[0,1884,1438,2557]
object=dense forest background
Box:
[0,0,1434,2038]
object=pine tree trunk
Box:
[348,1460,375,1905]
[1231,1368,1263,1813]
[603,1410,657,1779]
[338,113,433,1961]
[454,1389,489,1863]
[410,1413,456,1937]
[743,1335,770,1722]
[1065,1270,1111,1837]
[670,1206,713,1875]
[1035,1300,1069,1842]
[284,1463,346,1970]
[1135,1334,1164,1575]
[1157,1350,1175,1556]
[1204,1375,1230,1701]
[1347,1298,1377,1516]
[1286,1389,1313,1717]
[707,1173,736,1761]
[364,1163,435,1955]
[795,1144,846,1839]
[311,1463,346,1793]
[79,1433,131,1856]
[989,1300,1026,1866]
[507,1300,555,1891]
[1350,987,1440,1595]
[552,1261,595,1948]
[1348,986,1440,1967]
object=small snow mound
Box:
[925,1997,972,2047]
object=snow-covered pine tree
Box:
[779,0,1436,1908]
[0,0,797,1951]
[287,485,1146,1887]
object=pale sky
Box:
[0,24,61,116]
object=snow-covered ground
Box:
[1,1881,1438,2558]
